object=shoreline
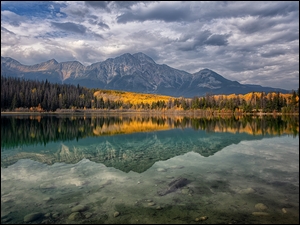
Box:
[1,109,299,117]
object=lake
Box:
[1,113,299,224]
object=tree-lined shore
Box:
[1,76,299,114]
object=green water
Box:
[1,114,299,224]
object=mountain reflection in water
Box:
[1,114,298,172]
[1,114,299,224]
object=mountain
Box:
[1,126,277,172]
[1,53,289,97]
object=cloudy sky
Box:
[1,1,299,90]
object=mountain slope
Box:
[1,53,289,97]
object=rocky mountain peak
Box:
[47,59,58,65]
[28,59,59,71]
[133,52,156,64]
[1,53,290,97]
[1,56,21,64]
[103,53,139,66]
[194,68,231,82]
[1,57,24,70]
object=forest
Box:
[1,76,299,114]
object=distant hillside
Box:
[1,53,290,97]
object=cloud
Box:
[51,22,87,34]
[260,49,287,58]
[97,22,110,30]
[1,26,19,46]
[1,10,24,26]
[50,21,103,39]
[1,26,15,35]
[253,1,298,18]
[117,2,192,23]
[1,1,299,90]
[204,34,229,46]
[193,1,299,22]
[177,30,230,51]
[85,1,111,12]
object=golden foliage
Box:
[93,120,171,136]
[94,89,175,105]
[214,92,295,103]
[94,89,296,110]
[90,115,298,136]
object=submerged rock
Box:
[44,213,51,218]
[255,203,268,211]
[282,208,287,213]
[71,204,88,212]
[68,212,82,221]
[238,187,255,194]
[24,212,43,222]
[195,216,208,222]
[157,168,167,172]
[158,177,189,196]
[43,197,53,202]
[85,212,93,219]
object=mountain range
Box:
[2,126,276,172]
[1,52,289,97]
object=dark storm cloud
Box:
[88,19,97,25]
[88,15,98,20]
[115,1,298,25]
[91,32,104,39]
[253,1,298,18]
[236,11,298,36]
[260,49,287,58]
[196,1,299,22]
[87,15,99,25]
[50,21,104,39]
[117,4,191,23]
[85,1,111,12]
[204,34,229,46]
[177,30,230,51]
[51,22,87,34]
[87,18,110,30]
[65,6,89,17]
[97,22,110,30]
[263,30,299,46]
[237,18,279,35]
[112,1,143,9]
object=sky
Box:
[1,1,299,90]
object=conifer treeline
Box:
[1,76,299,113]
[1,76,93,111]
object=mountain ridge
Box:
[1,53,290,97]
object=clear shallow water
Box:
[1,114,299,224]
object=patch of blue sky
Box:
[1,1,67,19]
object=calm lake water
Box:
[1,113,299,224]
